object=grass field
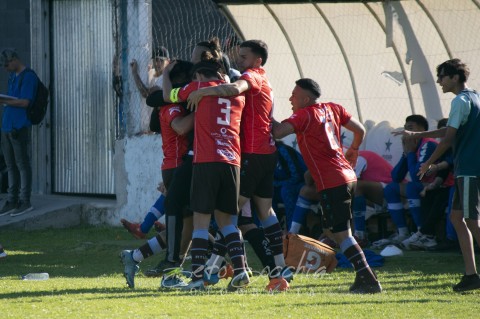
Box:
[0,226,478,319]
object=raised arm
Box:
[130,59,149,98]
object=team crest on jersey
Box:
[217,149,236,161]
[169,106,181,115]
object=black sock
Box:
[243,227,275,270]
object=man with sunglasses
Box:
[0,48,36,217]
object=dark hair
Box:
[240,40,268,66]
[295,78,321,98]
[191,51,223,78]
[437,118,448,129]
[169,60,193,86]
[196,37,222,60]
[406,114,429,131]
[436,58,470,83]
[0,48,19,65]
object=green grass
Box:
[0,226,478,319]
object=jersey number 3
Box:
[217,98,231,126]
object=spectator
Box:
[0,48,35,217]
[396,59,480,292]
[382,115,438,249]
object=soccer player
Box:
[120,60,194,289]
[272,78,382,294]
[187,40,292,291]
[163,53,248,291]
[394,59,480,292]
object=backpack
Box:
[18,68,49,125]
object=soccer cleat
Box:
[144,259,182,277]
[9,201,33,217]
[120,219,146,239]
[179,279,206,291]
[154,221,166,233]
[266,277,289,292]
[161,274,188,288]
[349,276,382,294]
[453,273,480,292]
[400,232,423,250]
[120,250,140,289]
[227,271,250,291]
[281,266,294,283]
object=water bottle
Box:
[22,273,49,280]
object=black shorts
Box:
[164,155,193,218]
[452,177,480,220]
[190,162,240,215]
[240,152,277,199]
[319,182,355,230]
[161,167,177,190]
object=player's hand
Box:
[187,89,205,112]
[345,147,359,168]
[157,182,166,194]
[417,162,432,179]
[130,59,138,72]
[402,135,417,153]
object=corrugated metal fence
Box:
[51,0,115,194]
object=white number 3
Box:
[217,98,231,125]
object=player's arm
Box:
[343,117,365,168]
[187,79,250,111]
[271,119,295,139]
[392,127,447,139]
[417,127,456,177]
[171,112,194,136]
[130,59,149,98]
[162,61,184,103]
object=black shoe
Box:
[453,273,480,292]
[349,276,382,294]
[426,239,459,252]
[144,259,182,277]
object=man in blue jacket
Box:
[0,48,36,217]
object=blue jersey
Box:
[274,142,307,187]
[391,138,438,183]
[2,67,37,132]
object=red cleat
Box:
[120,219,146,239]
[266,277,290,292]
[219,263,234,279]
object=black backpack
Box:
[18,68,49,125]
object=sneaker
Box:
[203,270,220,286]
[453,273,480,292]
[349,276,382,294]
[228,271,250,291]
[120,250,139,288]
[0,201,18,217]
[154,221,166,233]
[370,238,392,250]
[144,259,182,277]
[10,201,33,217]
[0,246,6,259]
[266,277,289,292]
[179,279,206,291]
[120,219,146,239]
[410,235,437,250]
[401,232,423,250]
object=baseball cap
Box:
[1,48,19,65]
[152,46,169,60]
